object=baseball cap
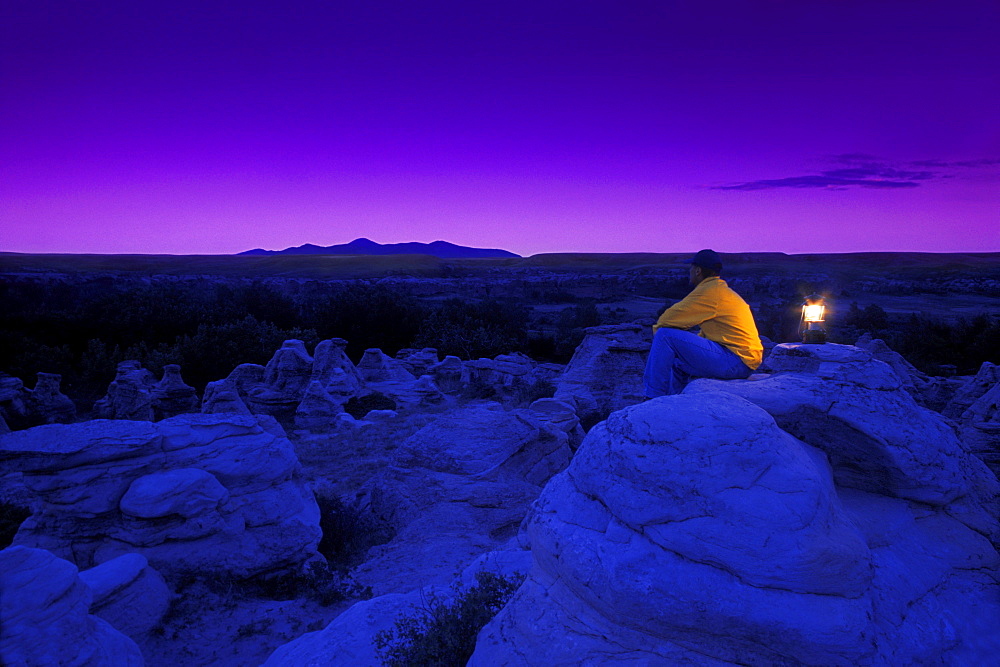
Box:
[684,249,723,271]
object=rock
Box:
[960,381,1000,476]
[411,374,446,406]
[354,404,572,595]
[0,546,143,666]
[246,340,314,419]
[854,333,927,392]
[264,591,424,666]
[293,380,345,432]
[151,364,199,419]
[0,414,8,434]
[471,391,1000,665]
[685,343,999,543]
[94,361,157,421]
[395,347,440,377]
[311,338,365,397]
[553,323,648,426]
[528,398,585,450]
[358,348,415,383]
[26,372,77,424]
[428,355,464,392]
[79,553,170,641]
[201,378,253,415]
[226,362,267,395]
[945,361,1000,419]
[0,371,30,429]
[1,413,321,577]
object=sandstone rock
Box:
[79,553,170,641]
[395,347,440,377]
[355,403,572,595]
[945,361,1000,419]
[471,391,1000,665]
[0,371,30,429]
[27,372,76,424]
[358,348,415,383]
[311,338,365,397]
[528,398,585,450]
[428,355,463,392]
[685,343,999,543]
[854,333,927,392]
[960,381,1000,476]
[553,323,648,425]
[247,340,314,419]
[201,377,253,415]
[0,414,9,434]
[94,361,157,421]
[411,374,446,406]
[1,413,321,577]
[293,380,345,432]
[0,546,143,666]
[151,364,199,419]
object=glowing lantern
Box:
[800,294,827,344]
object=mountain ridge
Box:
[238,238,520,259]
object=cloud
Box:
[712,154,999,191]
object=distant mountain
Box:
[238,238,520,259]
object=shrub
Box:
[344,392,397,419]
[374,570,525,666]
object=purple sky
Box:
[2,1,998,256]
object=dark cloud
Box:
[713,154,998,191]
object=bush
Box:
[374,570,525,666]
[344,392,397,419]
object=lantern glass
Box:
[803,303,825,323]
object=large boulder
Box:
[354,403,572,595]
[93,361,157,420]
[471,390,1000,665]
[944,361,1000,419]
[0,546,143,666]
[151,364,199,419]
[27,372,77,424]
[553,323,648,426]
[687,343,999,543]
[959,381,1000,476]
[246,340,314,419]
[293,379,345,432]
[311,338,365,397]
[79,553,171,641]
[0,413,321,577]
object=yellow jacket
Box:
[653,276,763,369]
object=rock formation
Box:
[79,553,171,641]
[471,377,1000,665]
[27,371,77,424]
[959,380,1000,476]
[293,380,345,432]
[0,546,143,666]
[553,323,648,425]
[0,413,321,578]
[311,338,365,397]
[0,371,30,429]
[94,361,157,421]
[246,340,314,419]
[151,364,199,419]
[358,348,415,383]
[353,403,572,595]
[427,355,463,392]
[395,347,440,377]
[945,361,1000,419]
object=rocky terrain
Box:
[2,321,998,665]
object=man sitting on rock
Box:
[644,249,763,397]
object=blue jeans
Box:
[644,328,752,397]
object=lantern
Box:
[800,294,827,344]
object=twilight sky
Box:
[2,0,998,256]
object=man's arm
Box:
[653,287,717,332]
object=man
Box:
[644,249,763,397]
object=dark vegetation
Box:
[345,392,398,420]
[2,265,998,412]
[374,570,525,666]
